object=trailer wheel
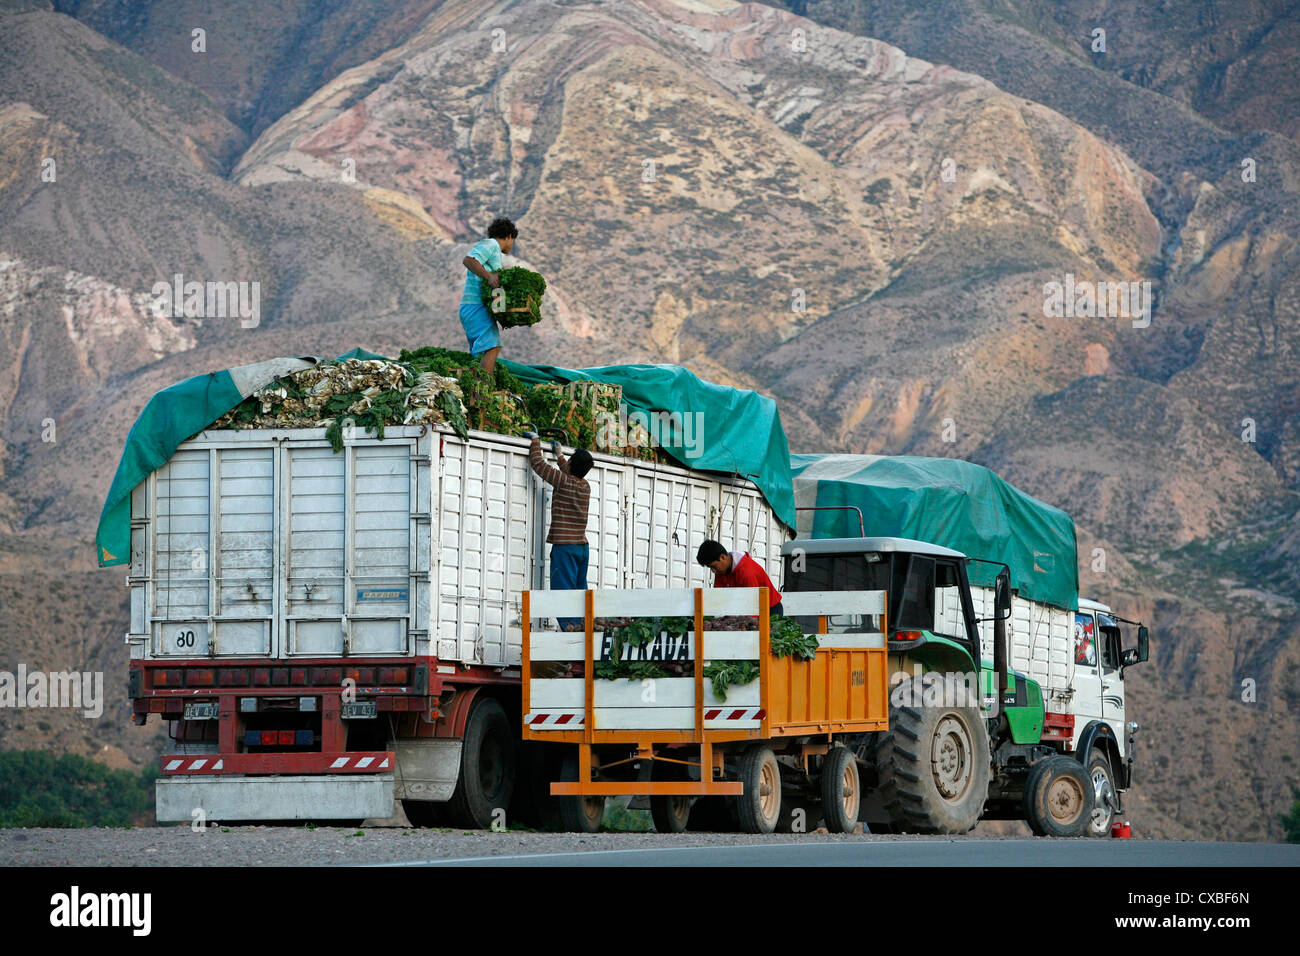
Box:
[1023,755,1090,837]
[875,678,990,834]
[1085,750,1117,838]
[556,751,605,833]
[649,760,692,833]
[821,746,861,834]
[650,795,692,833]
[444,697,515,830]
[735,745,782,834]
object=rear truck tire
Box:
[444,697,515,830]
[556,751,605,833]
[735,745,782,834]
[402,800,447,829]
[875,678,990,834]
[1085,749,1117,838]
[821,746,861,834]
[1023,755,1091,837]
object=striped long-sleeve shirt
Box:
[529,440,590,545]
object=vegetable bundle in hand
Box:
[482,266,547,327]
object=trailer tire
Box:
[1023,755,1090,837]
[875,680,990,834]
[649,761,692,833]
[1085,750,1117,838]
[821,746,861,834]
[555,750,605,833]
[444,697,515,830]
[735,745,781,834]
[650,795,692,833]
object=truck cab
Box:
[1069,597,1149,834]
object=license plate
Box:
[341,700,377,719]
[184,702,218,720]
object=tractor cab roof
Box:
[781,536,967,560]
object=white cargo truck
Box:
[127,423,790,826]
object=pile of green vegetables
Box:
[481,266,547,327]
[596,614,819,702]
[217,345,672,461]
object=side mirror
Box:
[994,571,1012,620]
[1121,626,1150,668]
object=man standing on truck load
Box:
[526,432,594,630]
[460,217,518,376]
[696,539,784,616]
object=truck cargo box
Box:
[126,424,791,670]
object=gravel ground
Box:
[0,825,1024,866]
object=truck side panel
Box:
[940,585,1073,708]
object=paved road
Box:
[402,839,1300,867]
[5,827,1296,867]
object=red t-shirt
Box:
[713,552,781,607]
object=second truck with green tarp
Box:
[782,455,1150,836]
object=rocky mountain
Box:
[0,0,1296,840]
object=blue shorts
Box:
[458,302,500,356]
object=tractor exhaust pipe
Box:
[994,569,1010,694]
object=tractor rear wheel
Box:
[874,676,990,833]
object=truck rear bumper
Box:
[156,774,394,823]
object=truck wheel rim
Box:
[1049,775,1085,823]
[759,757,779,821]
[1089,767,1114,833]
[932,715,972,799]
[842,762,860,820]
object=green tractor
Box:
[781,536,1148,836]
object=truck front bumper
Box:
[156,774,394,823]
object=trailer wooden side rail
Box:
[521,586,888,798]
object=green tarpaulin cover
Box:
[500,360,796,529]
[96,349,796,566]
[790,454,1078,609]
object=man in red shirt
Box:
[696,539,784,616]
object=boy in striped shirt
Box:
[527,434,594,630]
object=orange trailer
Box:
[521,585,889,833]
